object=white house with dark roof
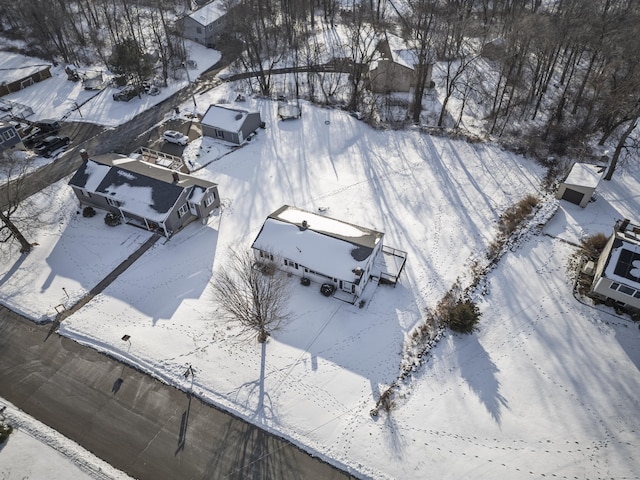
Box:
[252,205,407,302]
[68,150,220,238]
[200,104,262,145]
[591,219,640,310]
[556,163,605,207]
[178,0,228,48]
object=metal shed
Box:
[556,163,605,208]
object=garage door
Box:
[561,187,584,205]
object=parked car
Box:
[162,130,189,146]
[34,119,60,133]
[112,85,141,101]
[34,135,70,157]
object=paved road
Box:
[0,67,212,211]
[0,306,355,480]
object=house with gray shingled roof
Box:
[68,150,220,238]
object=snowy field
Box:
[1,44,640,479]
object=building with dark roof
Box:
[0,121,24,157]
[591,219,640,310]
[251,205,407,303]
[68,150,220,238]
[0,53,51,97]
[200,104,262,145]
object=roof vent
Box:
[172,171,180,183]
[235,113,243,120]
[300,220,309,230]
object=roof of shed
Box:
[563,163,605,189]
[201,104,255,132]
[188,0,226,26]
[0,52,51,85]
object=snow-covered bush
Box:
[445,300,481,334]
[579,232,608,261]
[104,212,121,226]
[82,206,96,218]
[0,420,12,444]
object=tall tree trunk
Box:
[0,210,32,253]
[604,119,637,180]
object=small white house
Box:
[556,163,605,207]
[200,104,262,145]
[591,219,640,310]
[252,205,407,302]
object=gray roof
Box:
[68,154,217,219]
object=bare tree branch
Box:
[211,248,291,343]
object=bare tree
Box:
[212,249,291,343]
[0,155,38,253]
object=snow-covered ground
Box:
[0,46,219,127]
[1,43,639,479]
[0,398,131,480]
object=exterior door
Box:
[561,188,584,205]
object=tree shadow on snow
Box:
[457,334,508,424]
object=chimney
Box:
[301,220,308,229]
[619,218,630,233]
[80,149,89,161]
[172,171,180,183]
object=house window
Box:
[3,130,15,141]
[177,204,189,218]
[215,129,224,138]
[609,281,639,298]
[196,27,202,34]
[106,197,119,207]
[259,250,273,261]
[204,192,216,207]
[618,285,635,296]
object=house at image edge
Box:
[178,0,228,48]
[0,121,25,158]
[590,219,640,310]
[68,150,220,238]
[200,104,262,145]
[251,205,407,303]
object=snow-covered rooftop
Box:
[252,205,383,280]
[563,162,605,189]
[68,155,217,222]
[201,104,252,132]
[188,0,227,26]
[604,229,640,290]
[0,52,50,85]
